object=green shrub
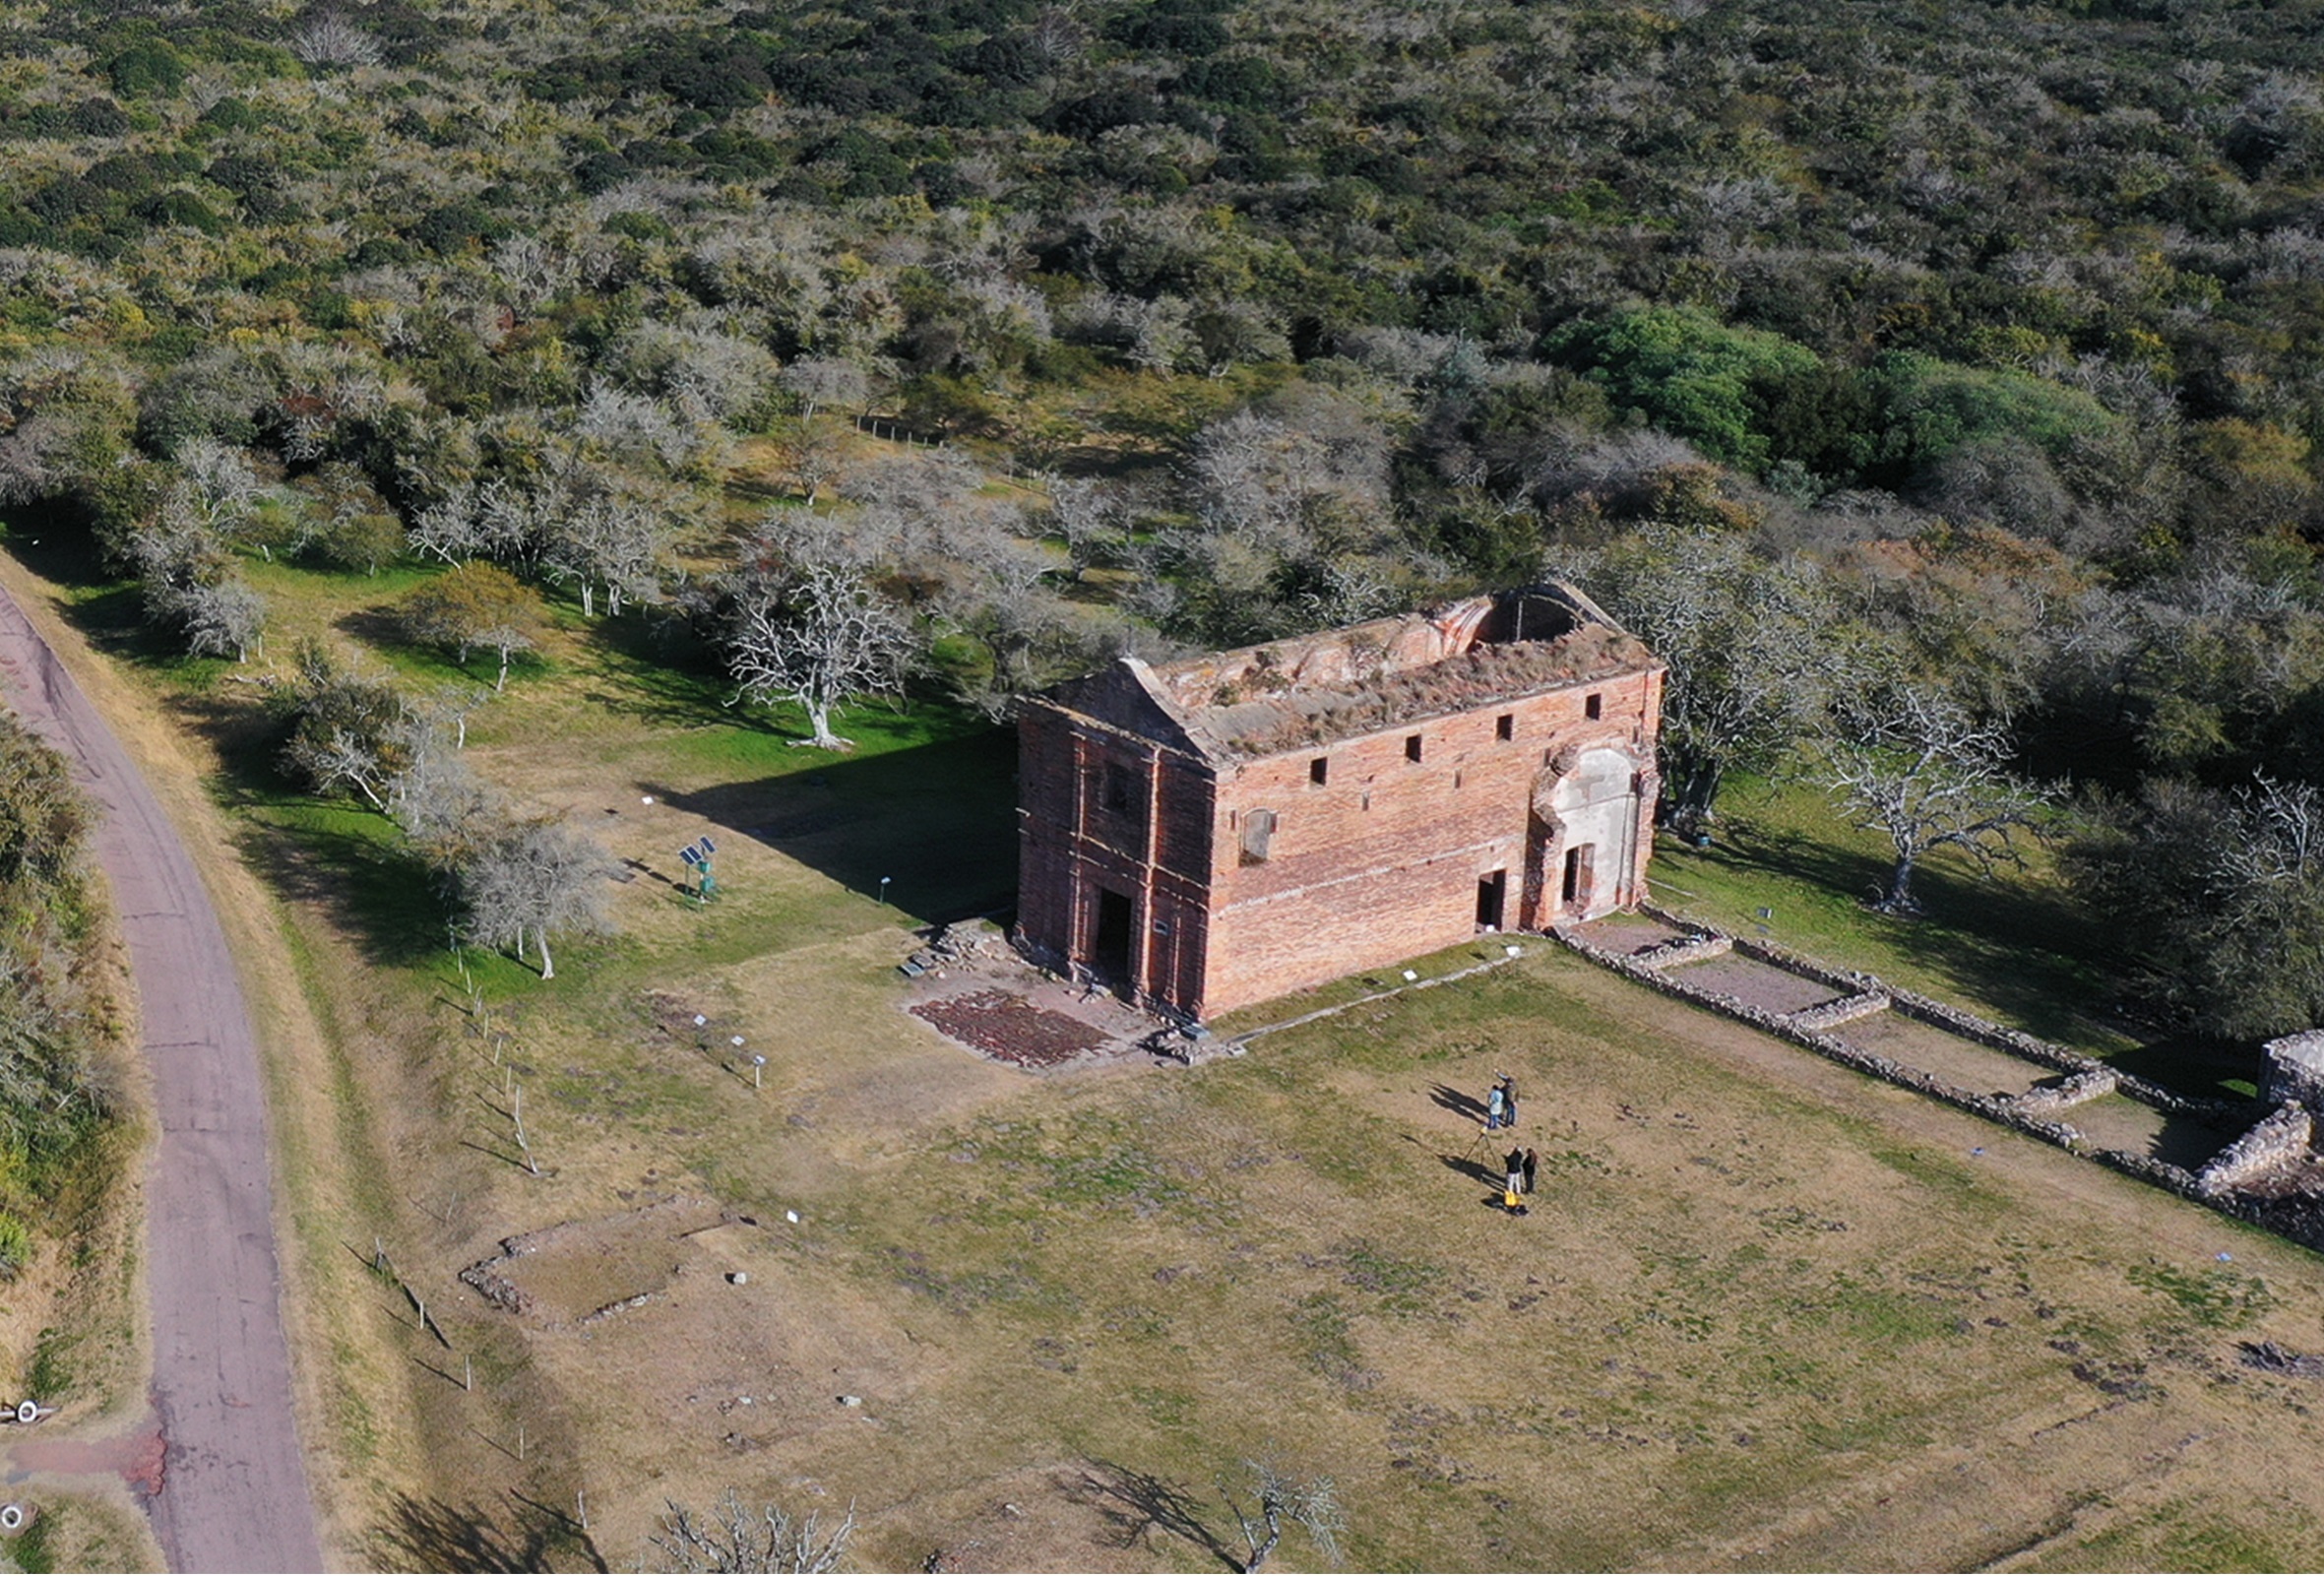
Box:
[0,1214,32,1281]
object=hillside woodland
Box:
[0,712,110,1284]
[7,0,2324,1043]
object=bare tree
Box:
[648,1490,856,1574]
[940,528,1093,715]
[778,358,871,422]
[543,495,669,616]
[125,473,272,659]
[726,560,915,750]
[180,577,267,662]
[460,816,612,979]
[384,695,499,863]
[290,11,383,67]
[786,429,844,506]
[1040,474,1131,581]
[1820,686,2052,914]
[408,478,552,567]
[168,437,265,541]
[287,725,390,810]
[1570,523,1833,830]
[397,564,545,691]
[1225,1459,1345,1574]
[275,642,410,808]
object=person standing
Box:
[1502,1074,1520,1130]
[1484,1080,1506,1131]
[1504,1145,1525,1201]
[1521,1147,1538,1194]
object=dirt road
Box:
[0,584,323,1573]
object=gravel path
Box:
[0,584,323,1573]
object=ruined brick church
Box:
[1016,584,1666,1022]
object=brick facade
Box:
[1017,586,1664,1022]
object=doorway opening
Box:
[1476,869,1507,930]
[1092,887,1134,983]
[1561,845,1596,912]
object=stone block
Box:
[2262,1030,2324,1113]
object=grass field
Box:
[1646,777,2262,1102]
[8,520,2324,1571]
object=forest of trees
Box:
[5,0,2324,1036]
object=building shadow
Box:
[646,727,1018,927]
[2145,1109,2245,1172]
[372,1491,605,1574]
[1059,1458,1240,1570]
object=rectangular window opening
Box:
[1496,714,1514,741]
[1585,692,1603,721]
[1405,733,1423,763]
[1309,756,1329,787]
[1100,759,1134,816]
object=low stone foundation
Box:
[1631,932,1733,971]
[1785,990,1891,1034]
[1555,922,2084,1150]
[2198,1103,2315,1198]
[1562,908,2324,1242]
[2013,1068,2117,1117]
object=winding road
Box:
[0,582,323,1572]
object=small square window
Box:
[1309,756,1329,786]
[1495,714,1514,741]
[1585,692,1603,721]
[1405,734,1423,763]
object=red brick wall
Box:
[1199,670,1660,1016]
[1015,699,1215,1013]
[1020,665,1662,1022]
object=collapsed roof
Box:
[1036,584,1660,763]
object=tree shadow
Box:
[235,816,445,963]
[1700,817,2122,1013]
[646,727,1019,927]
[150,684,451,967]
[1061,1458,1240,1571]
[2105,1032,2261,1105]
[573,605,733,730]
[372,1491,605,1574]
[335,601,411,651]
[2,521,182,664]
